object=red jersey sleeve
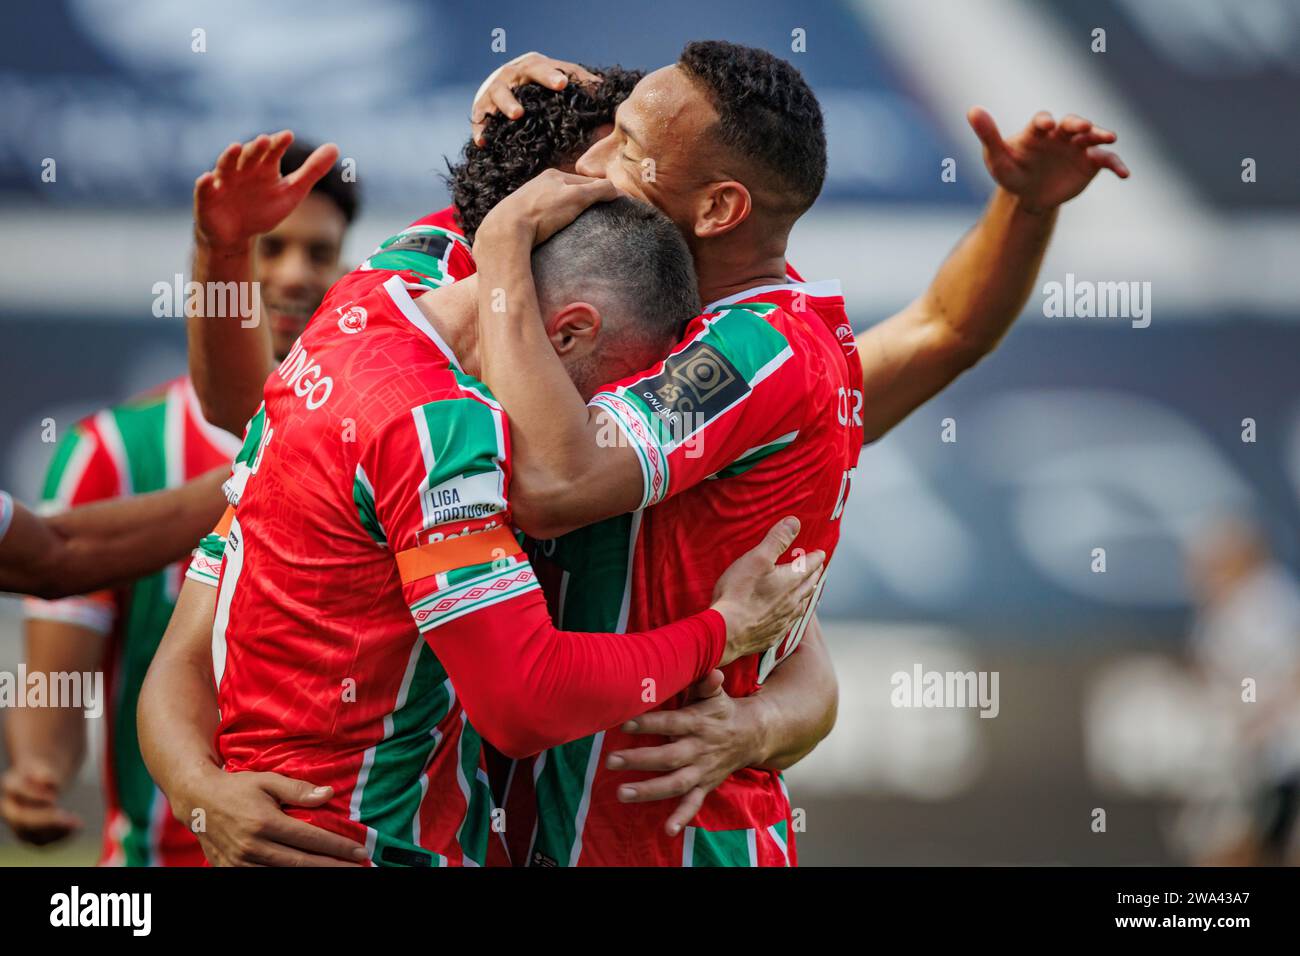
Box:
[588,303,814,509]
[361,389,726,758]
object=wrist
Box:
[194,228,253,260]
[472,218,534,260]
[169,758,224,820]
[735,692,777,767]
[1002,187,1057,220]
[710,600,742,668]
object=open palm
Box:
[193,130,339,248]
[968,108,1129,213]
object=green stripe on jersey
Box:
[712,431,798,480]
[530,514,637,866]
[356,642,454,867]
[697,305,789,382]
[39,426,91,503]
[352,464,387,547]
[685,826,756,867]
[362,226,465,289]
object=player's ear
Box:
[693,180,751,239]
[547,302,602,355]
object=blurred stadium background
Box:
[1,0,1297,865]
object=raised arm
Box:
[0,469,226,599]
[188,132,338,434]
[858,109,1129,444]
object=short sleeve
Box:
[588,304,810,509]
[359,391,539,633]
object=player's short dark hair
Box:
[532,196,699,351]
[446,65,643,243]
[281,140,360,225]
[678,40,827,217]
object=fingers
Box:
[606,738,697,773]
[751,516,801,567]
[194,170,217,203]
[261,813,370,862]
[1057,113,1091,135]
[622,708,701,738]
[237,133,273,171]
[1069,127,1117,147]
[214,141,243,178]
[1086,146,1130,178]
[616,766,697,804]
[684,669,725,704]
[282,142,340,193]
[966,107,1007,155]
[256,773,334,807]
[489,84,525,123]
[1030,110,1055,137]
[3,767,58,805]
[665,787,708,836]
[472,54,604,145]
[519,59,602,90]
[264,129,296,168]
[249,844,364,868]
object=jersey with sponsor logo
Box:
[526,276,861,867]
[25,377,241,867]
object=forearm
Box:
[431,589,726,758]
[922,186,1056,355]
[138,581,223,819]
[859,188,1057,444]
[746,616,837,770]
[188,235,273,435]
[39,468,227,597]
[5,621,103,783]
[473,228,633,535]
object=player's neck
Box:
[691,224,790,309]
[418,277,481,377]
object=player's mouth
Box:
[264,302,315,335]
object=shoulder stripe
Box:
[704,278,843,312]
[382,275,462,371]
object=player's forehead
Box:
[618,64,716,150]
[265,192,346,243]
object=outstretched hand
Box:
[968,108,1129,214]
[193,130,339,250]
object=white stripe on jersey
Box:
[704,278,843,313]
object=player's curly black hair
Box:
[445,65,643,243]
[678,40,826,217]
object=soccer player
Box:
[466,41,1128,865]
[0,140,358,866]
[139,189,822,867]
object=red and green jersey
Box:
[190,224,505,867]
[523,275,862,867]
[189,222,728,867]
[24,377,241,867]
